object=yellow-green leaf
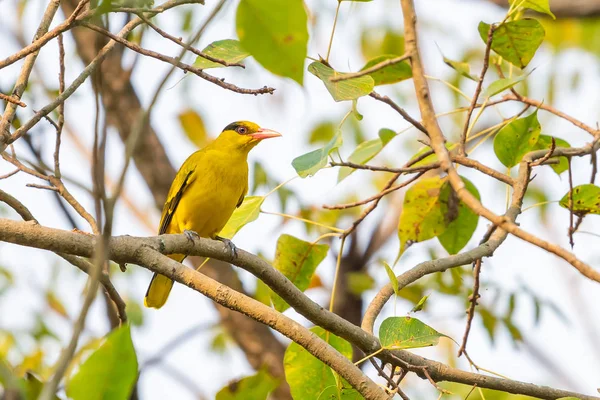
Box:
[216,368,279,400]
[194,39,250,69]
[534,135,570,175]
[360,29,404,61]
[437,177,481,254]
[308,62,374,102]
[66,324,137,400]
[284,327,352,400]
[383,261,399,297]
[236,0,308,84]
[379,316,444,349]
[443,56,476,81]
[493,110,541,168]
[483,74,528,98]
[309,121,336,144]
[478,20,545,69]
[292,129,343,178]
[270,235,328,312]
[398,177,447,254]
[410,295,429,313]
[178,109,208,148]
[360,55,412,86]
[509,0,555,19]
[559,184,600,215]
[219,196,264,239]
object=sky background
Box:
[1,0,599,398]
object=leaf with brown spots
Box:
[398,176,447,255]
[270,234,329,312]
[559,184,600,215]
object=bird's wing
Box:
[236,183,248,208]
[158,167,195,235]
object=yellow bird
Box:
[144,121,281,309]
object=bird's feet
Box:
[184,230,200,242]
[215,236,238,259]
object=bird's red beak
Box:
[249,128,282,140]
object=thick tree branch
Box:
[0,219,386,400]
[0,219,596,400]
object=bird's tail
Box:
[144,254,186,309]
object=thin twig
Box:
[506,93,599,137]
[457,258,482,357]
[26,183,59,192]
[326,171,424,211]
[331,54,410,82]
[459,22,495,156]
[54,33,66,179]
[79,22,274,96]
[0,92,26,107]
[369,91,428,135]
[567,157,575,248]
[0,0,63,144]
[1,0,228,152]
[135,14,245,68]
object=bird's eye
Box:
[237,126,247,134]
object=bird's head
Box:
[217,121,281,152]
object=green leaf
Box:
[67,324,138,400]
[125,300,144,327]
[360,29,404,61]
[409,143,456,167]
[337,128,396,182]
[219,196,264,239]
[559,184,600,215]
[479,307,498,343]
[309,121,336,144]
[437,177,481,254]
[410,295,429,313]
[383,261,399,297]
[483,74,528,97]
[360,55,412,86]
[443,56,476,81]
[178,109,208,148]
[478,20,545,69]
[236,0,308,84]
[379,317,444,349]
[534,135,570,175]
[292,129,343,178]
[398,177,447,254]
[346,272,375,296]
[194,39,250,69]
[270,235,329,312]
[284,327,352,400]
[493,110,541,168]
[351,100,363,121]
[216,368,279,400]
[509,0,555,19]
[308,62,374,102]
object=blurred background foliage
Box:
[1,0,600,398]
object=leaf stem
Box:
[264,176,297,198]
[261,210,345,233]
[325,1,342,63]
[328,235,346,312]
[354,347,384,366]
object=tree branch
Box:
[0,218,596,400]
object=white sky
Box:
[1,0,599,398]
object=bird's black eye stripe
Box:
[224,122,249,135]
